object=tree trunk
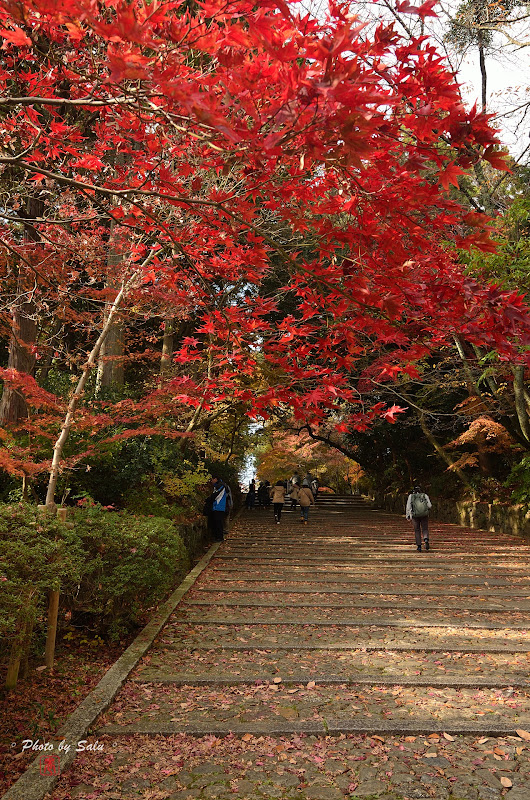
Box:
[96,213,125,392]
[35,320,62,384]
[160,317,174,375]
[513,365,530,444]
[454,335,477,394]
[0,297,37,424]
[44,590,60,670]
[0,195,43,425]
[478,37,487,113]
[5,589,37,689]
[96,316,125,389]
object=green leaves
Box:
[0,503,190,645]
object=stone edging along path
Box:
[0,541,222,800]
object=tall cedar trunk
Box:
[0,195,43,425]
[95,247,125,391]
[96,315,125,389]
[96,163,125,392]
[35,319,62,383]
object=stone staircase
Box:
[47,504,530,800]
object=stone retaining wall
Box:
[372,492,530,539]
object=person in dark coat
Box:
[246,479,256,510]
[257,481,268,507]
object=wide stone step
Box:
[175,614,530,630]
[97,718,530,736]
[209,566,530,579]
[222,539,528,548]
[96,682,530,736]
[134,647,530,685]
[161,640,530,654]
[174,604,530,624]
[214,556,530,566]
[219,536,528,546]
[49,731,530,800]
[184,596,530,612]
[160,621,530,650]
[194,583,530,598]
[202,570,530,584]
[133,673,530,689]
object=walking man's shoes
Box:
[424,540,430,551]
[417,545,422,552]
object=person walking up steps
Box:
[298,483,315,524]
[270,481,286,524]
[209,477,232,542]
[257,481,268,507]
[406,485,432,551]
[245,479,256,510]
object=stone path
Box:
[48,502,530,800]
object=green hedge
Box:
[0,503,194,667]
[0,504,84,643]
[67,505,189,639]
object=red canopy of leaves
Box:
[0,0,527,461]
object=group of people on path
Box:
[245,479,272,509]
[246,471,319,525]
[205,474,433,550]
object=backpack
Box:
[411,492,429,518]
[212,485,227,512]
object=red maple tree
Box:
[0,0,527,503]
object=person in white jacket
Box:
[406,485,432,552]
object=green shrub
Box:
[0,502,193,670]
[59,437,213,512]
[507,455,530,507]
[122,480,182,519]
[0,503,85,648]
[66,505,189,640]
